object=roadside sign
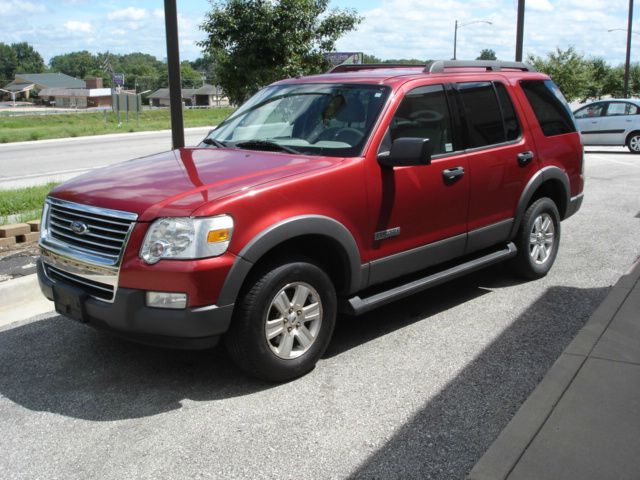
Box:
[323,52,363,66]
[113,73,125,86]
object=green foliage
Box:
[12,42,45,73]
[528,47,591,101]
[199,0,362,105]
[0,182,57,221]
[0,43,17,87]
[49,50,99,79]
[158,61,204,89]
[0,108,234,143]
[477,49,497,60]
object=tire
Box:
[627,132,640,153]
[510,197,561,279]
[224,260,337,382]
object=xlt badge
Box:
[374,227,401,241]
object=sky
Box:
[0,0,638,66]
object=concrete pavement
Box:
[469,258,640,480]
[0,127,212,189]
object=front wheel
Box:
[509,197,561,279]
[225,260,336,382]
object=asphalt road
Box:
[0,148,639,480]
[0,127,212,189]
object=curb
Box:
[0,273,41,306]
[468,258,640,480]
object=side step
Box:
[342,243,517,316]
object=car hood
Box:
[50,147,338,221]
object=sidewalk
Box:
[469,259,640,480]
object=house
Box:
[3,72,85,99]
[147,85,229,107]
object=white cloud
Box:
[528,0,553,11]
[335,0,638,65]
[0,0,46,14]
[107,7,147,21]
[64,20,92,33]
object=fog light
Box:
[146,291,188,309]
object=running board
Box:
[342,243,517,316]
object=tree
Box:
[199,0,362,105]
[527,47,590,101]
[11,42,45,73]
[49,51,99,79]
[477,49,497,60]
[0,43,17,86]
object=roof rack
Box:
[424,60,536,73]
[328,63,424,74]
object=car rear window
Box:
[520,80,576,136]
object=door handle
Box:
[517,151,534,166]
[442,166,465,183]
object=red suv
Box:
[37,61,584,381]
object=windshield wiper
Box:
[234,139,301,154]
[201,137,227,148]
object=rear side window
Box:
[390,84,454,155]
[458,82,504,148]
[495,82,522,141]
[520,80,576,136]
[457,81,521,148]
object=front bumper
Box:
[37,259,233,349]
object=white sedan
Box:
[574,99,640,153]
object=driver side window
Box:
[390,84,454,156]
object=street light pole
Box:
[516,0,525,61]
[624,0,634,98]
[164,0,185,149]
[453,20,493,60]
[453,20,458,60]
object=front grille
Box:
[48,201,135,262]
[46,264,115,300]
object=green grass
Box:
[0,183,58,225]
[0,108,235,143]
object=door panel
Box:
[364,83,469,285]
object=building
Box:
[147,85,229,107]
[2,72,85,99]
[38,77,111,108]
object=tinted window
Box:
[520,80,577,136]
[458,82,504,147]
[574,103,605,119]
[495,82,522,141]
[390,84,454,155]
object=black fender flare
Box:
[216,215,362,307]
[509,166,570,239]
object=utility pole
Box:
[453,20,458,60]
[624,0,634,98]
[164,0,185,149]
[516,0,525,61]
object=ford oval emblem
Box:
[70,220,89,235]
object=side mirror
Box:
[377,137,432,168]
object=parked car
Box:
[574,98,640,152]
[37,60,584,381]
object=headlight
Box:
[140,215,233,264]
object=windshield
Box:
[204,83,391,157]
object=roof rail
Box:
[425,60,536,73]
[328,63,424,74]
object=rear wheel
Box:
[510,197,561,279]
[627,132,640,153]
[225,259,336,382]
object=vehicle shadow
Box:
[347,283,609,480]
[326,264,525,358]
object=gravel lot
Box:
[0,148,638,480]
